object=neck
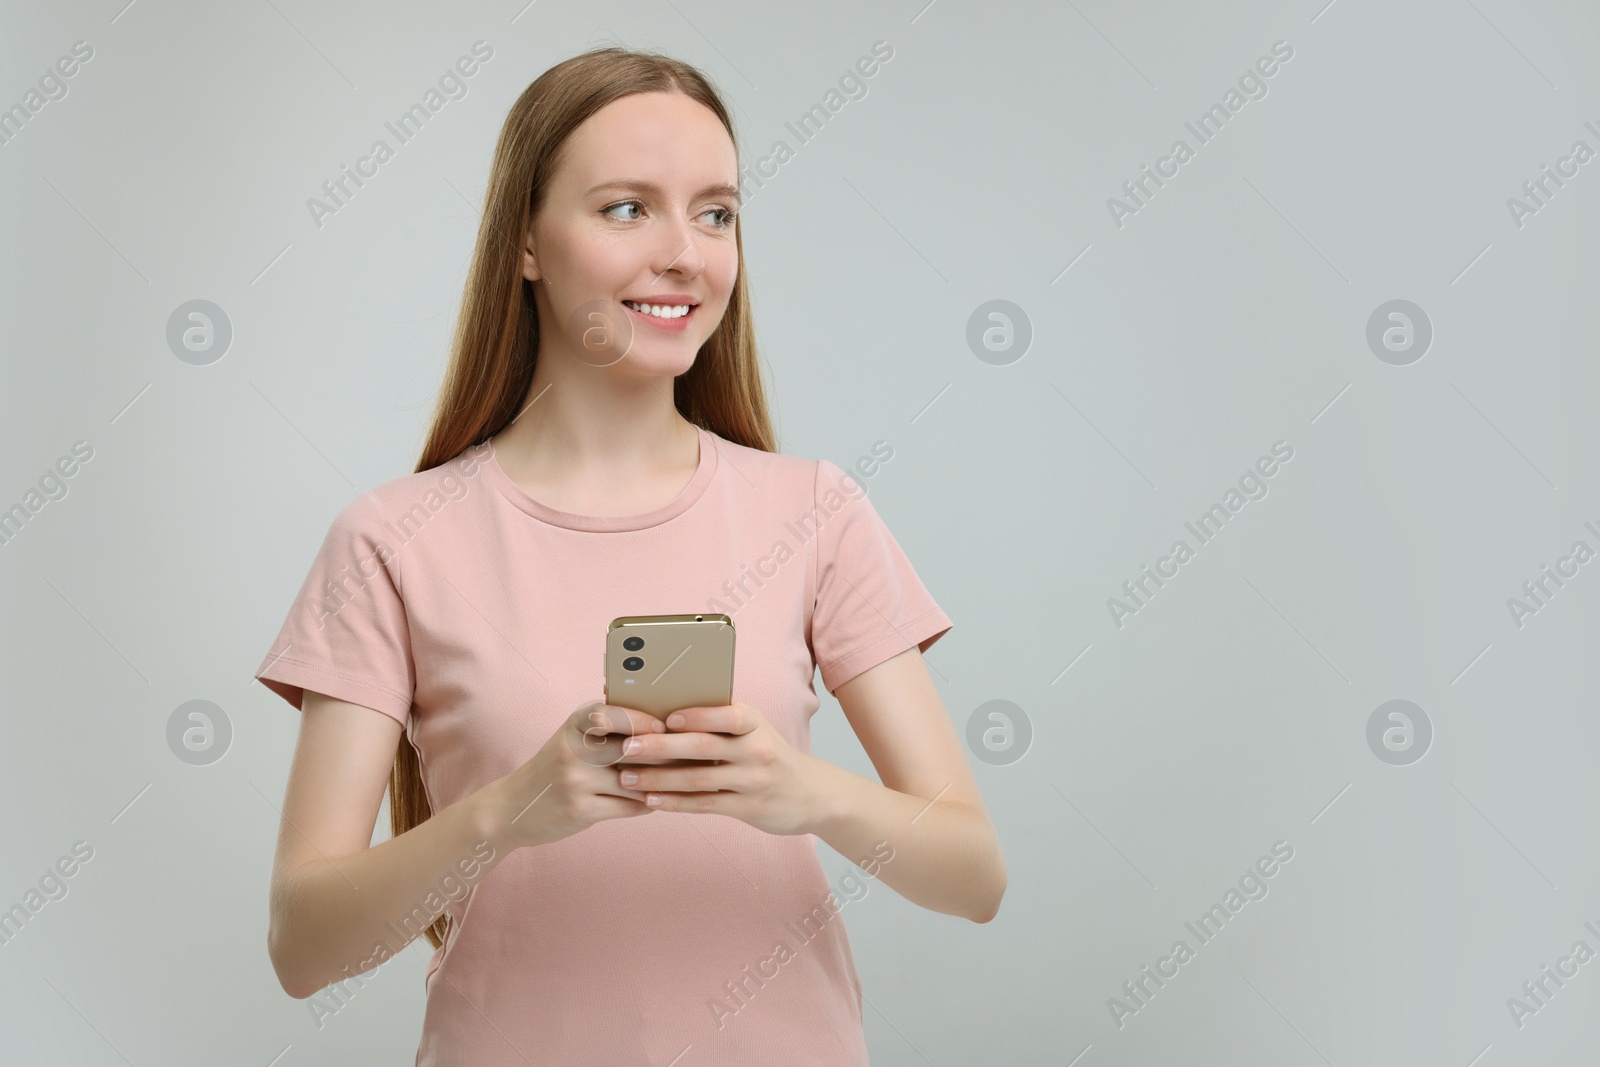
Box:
[491,363,695,479]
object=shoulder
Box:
[704,431,891,515]
[322,442,495,550]
[703,430,822,496]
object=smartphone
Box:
[604,613,735,721]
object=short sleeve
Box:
[811,459,953,694]
[254,493,416,725]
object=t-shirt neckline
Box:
[481,424,718,532]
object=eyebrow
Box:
[586,179,741,206]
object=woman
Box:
[257,45,1005,1066]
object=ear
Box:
[521,221,541,283]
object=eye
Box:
[602,199,644,222]
[601,199,738,229]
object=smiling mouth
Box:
[621,299,696,320]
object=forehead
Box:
[559,91,737,192]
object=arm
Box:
[810,646,1006,924]
[266,690,503,999]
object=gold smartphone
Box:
[604,613,735,721]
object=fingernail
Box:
[667,714,685,729]
[621,771,639,785]
[647,794,663,807]
[623,739,641,755]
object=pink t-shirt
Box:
[255,424,952,1066]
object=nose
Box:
[649,213,706,282]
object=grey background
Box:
[3,0,1599,1063]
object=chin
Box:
[619,348,698,377]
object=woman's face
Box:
[525,91,740,377]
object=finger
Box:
[591,767,653,803]
[663,702,755,736]
[617,762,735,794]
[590,794,658,819]
[571,702,667,741]
[614,755,712,767]
[644,791,727,813]
[617,730,731,763]
[565,711,664,769]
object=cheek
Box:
[544,222,632,288]
[708,246,740,299]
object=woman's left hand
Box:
[614,702,831,836]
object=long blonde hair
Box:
[398,47,775,949]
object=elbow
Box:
[268,923,314,1000]
[969,852,1008,924]
[970,882,1006,924]
[267,894,322,1000]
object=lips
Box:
[620,300,695,333]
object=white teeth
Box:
[623,300,690,319]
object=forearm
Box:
[807,761,1006,923]
[268,790,503,999]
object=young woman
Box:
[257,46,1005,1066]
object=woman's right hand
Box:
[479,701,669,852]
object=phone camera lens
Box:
[622,656,644,672]
[622,636,644,651]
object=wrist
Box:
[801,757,860,840]
[463,779,516,857]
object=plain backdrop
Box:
[4,0,1600,1064]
